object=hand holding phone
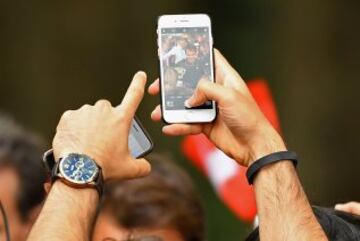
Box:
[150,49,286,167]
[43,117,153,174]
[157,14,217,123]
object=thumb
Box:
[185,79,230,108]
[133,158,151,178]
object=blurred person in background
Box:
[0,114,47,241]
[92,153,204,241]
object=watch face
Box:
[59,154,99,184]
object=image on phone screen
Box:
[128,119,153,158]
[160,27,213,110]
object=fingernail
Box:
[162,126,169,132]
[335,204,342,209]
[184,99,192,108]
[137,71,147,78]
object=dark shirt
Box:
[176,59,206,89]
[245,206,360,241]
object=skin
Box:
[28,50,327,241]
[27,72,150,241]
[149,49,328,241]
[92,211,184,241]
[0,168,40,241]
[335,202,360,216]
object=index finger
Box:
[117,71,147,119]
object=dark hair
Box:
[186,44,197,53]
[245,206,360,241]
[101,153,205,241]
[0,113,47,221]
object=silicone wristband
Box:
[246,151,298,184]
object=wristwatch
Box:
[43,149,104,196]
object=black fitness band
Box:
[246,151,298,185]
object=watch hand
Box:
[71,169,80,178]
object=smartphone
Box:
[42,117,153,173]
[128,116,154,158]
[157,14,217,123]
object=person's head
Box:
[178,38,188,49]
[92,153,205,241]
[0,113,46,241]
[245,206,360,241]
[185,45,198,64]
[199,42,209,56]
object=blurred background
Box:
[0,0,359,240]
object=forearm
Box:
[27,181,99,241]
[254,161,327,241]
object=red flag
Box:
[182,79,281,222]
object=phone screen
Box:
[160,27,213,110]
[128,118,153,158]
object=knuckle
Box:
[348,202,358,207]
[95,99,111,107]
[61,110,73,119]
[79,104,91,110]
[137,161,151,177]
[223,90,239,103]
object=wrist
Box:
[247,127,287,166]
[51,180,99,201]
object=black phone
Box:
[42,117,153,173]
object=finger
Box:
[151,105,162,122]
[133,158,151,177]
[148,78,160,96]
[117,71,147,119]
[214,48,232,84]
[185,78,234,108]
[162,124,203,136]
[79,104,91,110]
[214,49,248,92]
[335,202,360,215]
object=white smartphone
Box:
[157,14,217,123]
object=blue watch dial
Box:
[59,154,99,184]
